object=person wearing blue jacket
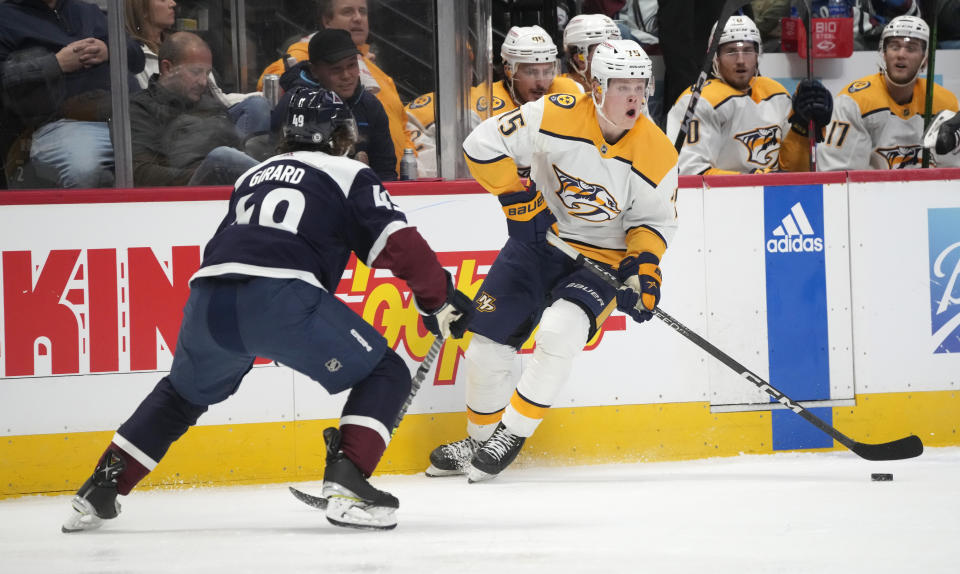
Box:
[271,28,397,181]
[0,0,145,189]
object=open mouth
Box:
[626,109,636,118]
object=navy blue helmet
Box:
[282,87,358,151]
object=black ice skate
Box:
[62,449,125,533]
[466,422,526,483]
[425,436,480,477]
[321,427,399,530]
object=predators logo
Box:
[553,165,621,222]
[735,125,782,166]
[876,145,926,169]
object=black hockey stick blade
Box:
[289,486,328,509]
[850,435,924,461]
[673,0,753,151]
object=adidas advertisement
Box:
[763,185,831,451]
[766,201,824,253]
[928,208,960,354]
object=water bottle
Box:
[827,0,849,18]
[399,148,418,180]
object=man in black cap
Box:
[271,28,397,180]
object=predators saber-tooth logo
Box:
[876,145,927,169]
[735,125,782,166]
[553,166,621,222]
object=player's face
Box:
[716,41,758,90]
[160,45,212,102]
[883,37,926,84]
[324,0,369,47]
[599,78,646,130]
[512,62,556,104]
[311,55,360,100]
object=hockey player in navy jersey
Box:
[62,87,472,532]
[427,40,678,482]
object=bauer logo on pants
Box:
[928,208,960,353]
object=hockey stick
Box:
[545,232,924,461]
[921,0,942,168]
[798,0,818,171]
[672,0,753,152]
[289,336,446,510]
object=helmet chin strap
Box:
[593,89,637,134]
[882,58,927,89]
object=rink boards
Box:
[1,170,959,496]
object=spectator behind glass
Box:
[130,32,257,187]
[256,0,415,174]
[124,0,271,148]
[271,29,397,181]
[0,0,145,189]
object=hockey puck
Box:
[871,473,893,481]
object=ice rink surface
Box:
[2,447,959,574]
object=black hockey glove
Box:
[789,79,833,143]
[615,253,661,325]
[936,113,960,155]
[421,272,473,339]
[498,184,557,245]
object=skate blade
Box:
[465,464,497,484]
[324,496,397,531]
[425,464,467,477]
[61,497,104,533]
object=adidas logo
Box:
[766,202,824,253]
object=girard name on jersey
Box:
[248,163,307,187]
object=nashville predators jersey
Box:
[666,76,792,175]
[817,73,960,170]
[463,92,679,266]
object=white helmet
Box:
[709,15,762,81]
[563,14,621,79]
[501,25,559,103]
[881,15,929,46]
[879,15,929,86]
[710,14,762,49]
[590,39,654,111]
[501,25,558,74]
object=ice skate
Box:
[425,436,480,477]
[466,423,525,483]
[62,449,125,533]
[321,427,399,530]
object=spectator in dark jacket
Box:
[271,28,397,180]
[130,32,257,187]
[0,0,145,188]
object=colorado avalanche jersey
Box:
[463,92,678,266]
[817,73,960,170]
[193,151,408,292]
[666,76,792,175]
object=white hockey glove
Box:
[924,110,960,155]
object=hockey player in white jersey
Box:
[561,13,621,92]
[427,40,678,482]
[818,15,960,170]
[665,15,833,174]
[61,87,472,532]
